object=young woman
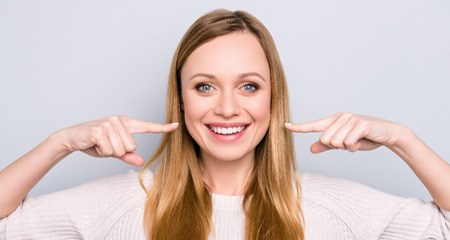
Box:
[0,9,449,240]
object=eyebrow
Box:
[188,72,267,82]
[189,73,215,81]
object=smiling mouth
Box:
[207,125,249,135]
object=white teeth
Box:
[210,126,246,135]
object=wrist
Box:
[388,126,423,162]
[389,125,414,150]
[45,130,73,164]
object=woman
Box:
[0,9,449,240]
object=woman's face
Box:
[180,31,271,163]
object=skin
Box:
[1,33,449,220]
[180,32,271,195]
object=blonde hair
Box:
[140,9,304,239]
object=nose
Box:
[213,89,241,118]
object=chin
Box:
[200,146,255,163]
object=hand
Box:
[55,115,179,166]
[285,113,407,153]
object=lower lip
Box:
[207,126,249,142]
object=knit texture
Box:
[1,170,448,239]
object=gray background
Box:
[1,1,449,200]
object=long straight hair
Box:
[140,9,304,240]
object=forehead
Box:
[180,32,270,81]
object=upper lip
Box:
[205,122,250,128]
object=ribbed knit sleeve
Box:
[379,199,449,239]
[301,173,450,239]
[0,170,150,240]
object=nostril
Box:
[214,96,241,117]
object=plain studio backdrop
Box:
[0,1,449,201]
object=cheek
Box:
[182,92,211,133]
[246,93,271,124]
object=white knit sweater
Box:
[1,170,449,239]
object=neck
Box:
[201,151,254,196]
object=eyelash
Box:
[195,83,213,93]
[242,83,258,92]
[194,82,259,93]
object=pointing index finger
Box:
[123,117,179,134]
[285,114,339,133]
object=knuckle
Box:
[348,143,359,152]
[91,127,104,138]
[127,143,137,152]
[348,116,357,125]
[106,115,119,122]
[100,121,113,130]
[117,115,128,121]
[89,136,97,145]
[330,139,342,148]
[116,149,126,158]
[347,146,357,152]
[343,138,354,147]
[344,142,355,151]
[97,151,108,157]
[341,112,350,117]
[342,112,354,120]
[357,119,369,129]
[319,135,330,145]
[95,147,108,157]
[103,148,114,156]
[335,112,345,118]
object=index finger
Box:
[285,114,340,133]
[122,117,179,134]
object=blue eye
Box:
[243,84,257,92]
[197,83,212,92]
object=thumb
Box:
[120,152,145,166]
[310,141,332,154]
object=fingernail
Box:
[284,122,292,126]
[170,122,179,126]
